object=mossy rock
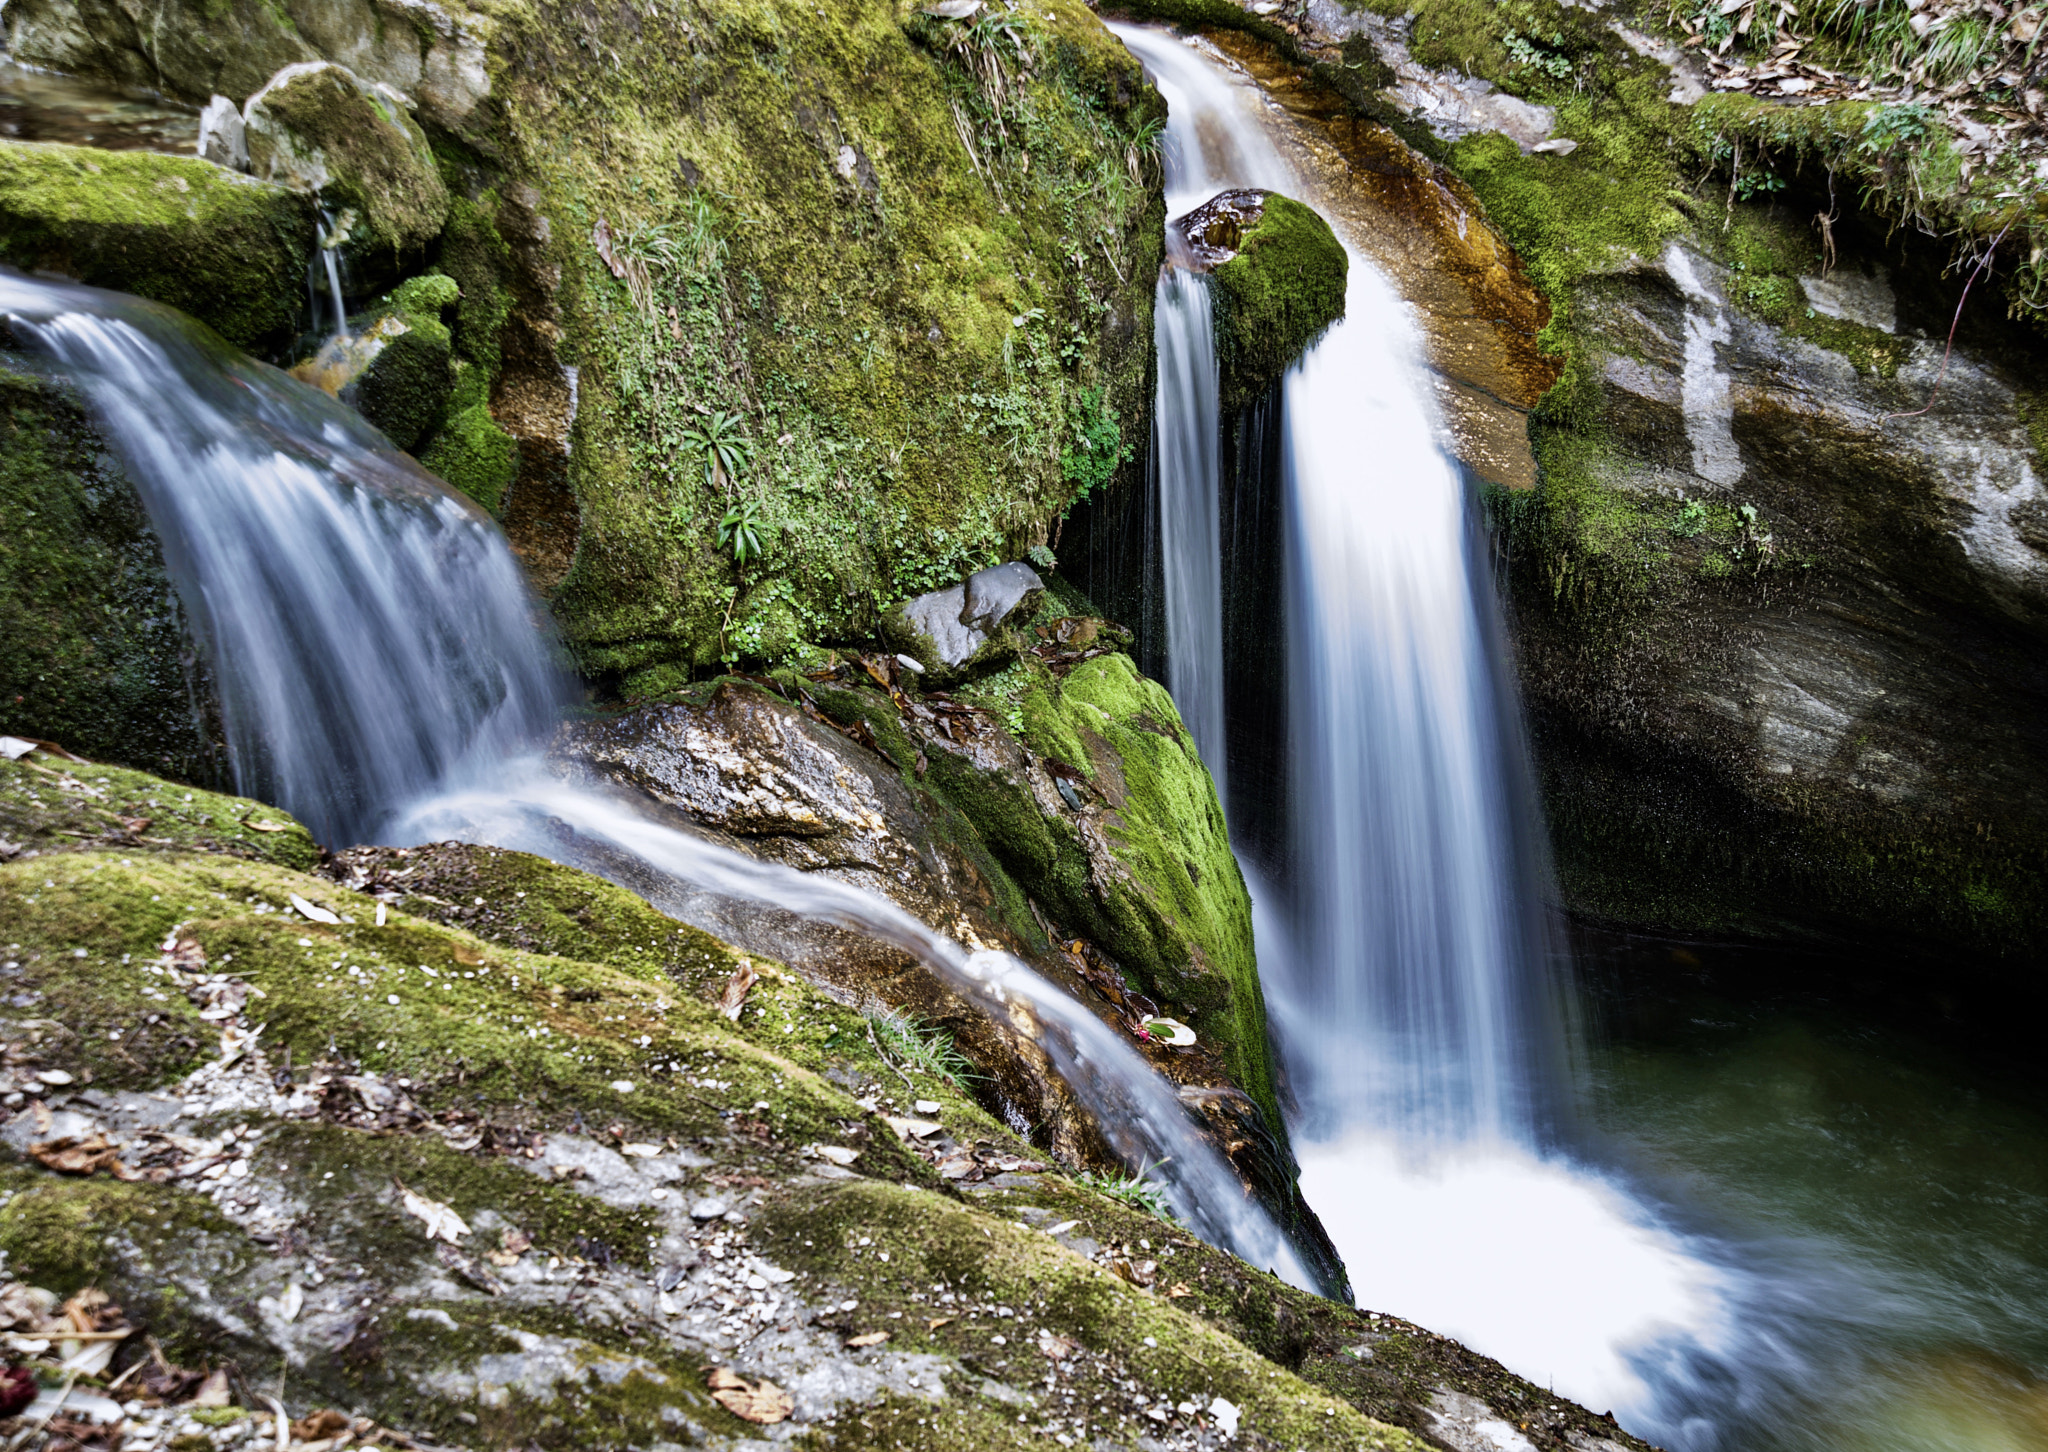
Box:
[0,140,315,350]
[245,62,450,275]
[0,368,228,784]
[347,275,459,451]
[0,752,1650,1451]
[420,398,520,511]
[1179,189,1348,411]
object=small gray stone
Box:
[688,1196,727,1220]
[900,582,983,668]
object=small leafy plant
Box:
[1672,497,1709,537]
[716,500,767,566]
[863,1007,980,1086]
[1076,1161,1179,1222]
[683,410,755,493]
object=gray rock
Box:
[961,561,1045,633]
[196,93,247,170]
[2,0,489,131]
[900,582,983,669]
[243,61,450,262]
[895,560,1045,671]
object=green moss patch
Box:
[1201,191,1348,411]
[0,140,315,350]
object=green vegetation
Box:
[1208,193,1349,410]
[527,0,1166,676]
[864,1006,980,1087]
[0,140,315,349]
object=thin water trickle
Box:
[0,264,1311,1291]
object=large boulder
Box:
[1496,222,2048,975]
[0,746,1653,1452]
[0,140,314,349]
[551,635,1342,1292]
[1176,188,1348,411]
[243,61,450,273]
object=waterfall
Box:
[1151,257,1227,794]
[0,265,1311,1290]
[1113,28,1721,1425]
[1113,24,1565,1145]
[312,208,350,339]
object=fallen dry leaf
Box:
[718,963,760,1021]
[486,1228,532,1267]
[1036,1329,1078,1360]
[707,1366,794,1424]
[189,1368,232,1407]
[845,1331,890,1348]
[925,1316,956,1331]
[396,1179,469,1244]
[288,893,341,925]
[807,1143,860,1166]
[29,1134,137,1180]
[241,816,291,833]
[1167,1282,1193,1299]
[291,1409,350,1442]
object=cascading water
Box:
[0,265,1311,1290]
[1114,23,1727,1432]
[311,208,350,340]
[1151,250,1227,790]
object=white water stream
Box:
[0,268,1310,1290]
[1113,24,1735,1436]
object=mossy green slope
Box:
[468,0,1165,673]
[0,140,316,350]
[0,755,1491,1451]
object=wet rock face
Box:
[1503,238,2048,965]
[1173,189,1347,411]
[0,371,227,786]
[2,0,489,130]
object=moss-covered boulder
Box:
[0,752,1652,1452]
[1178,189,1348,411]
[0,368,228,786]
[0,140,315,350]
[244,61,450,273]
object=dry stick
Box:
[1879,221,2014,427]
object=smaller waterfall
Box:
[1152,251,1227,794]
[311,209,350,339]
[1,273,560,849]
[0,266,1313,1291]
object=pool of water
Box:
[1580,934,2048,1451]
[1300,931,2048,1451]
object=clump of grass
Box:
[1075,1161,1179,1222]
[863,1007,980,1087]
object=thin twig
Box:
[865,1015,917,1093]
[1880,221,2013,427]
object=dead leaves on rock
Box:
[27,1134,138,1180]
[706,1366,794,1424]
[395,1180,469,1244]
[717,963,759,1021]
